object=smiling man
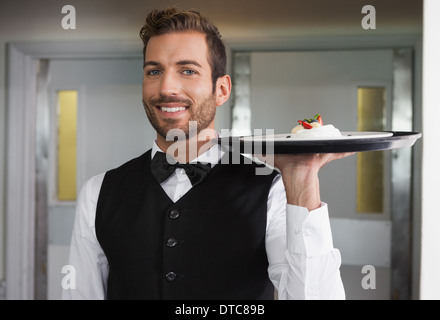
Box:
[62,7,350,300]
[141,29,230,163]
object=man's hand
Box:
[273,152,355,210]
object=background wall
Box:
[0,0,424,299]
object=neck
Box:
[156,130,217,163]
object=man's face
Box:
[142,31,217,139]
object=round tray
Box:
[214,131,422,154]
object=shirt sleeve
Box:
[266,174,345,300]
[61,173,108,300]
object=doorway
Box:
[230,48,415,299]
[42,56,155,299]
[5,41,147,300]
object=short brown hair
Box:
[140,7,227,91]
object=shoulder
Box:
[78,172,106,202]
[75,172,106,228]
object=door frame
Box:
[5,40,141,299]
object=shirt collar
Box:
[151,136,224,166]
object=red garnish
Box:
[297,114,323,129]
[317,115,323,126]
[302,121,313,129]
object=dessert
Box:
[290,114,342,139]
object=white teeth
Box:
[160,106,186,113]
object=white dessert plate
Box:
[214,131,422,154]
[242,131,393,142]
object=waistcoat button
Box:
[169,209,180,219]
[165,271,177,282]
[166,237,178,247]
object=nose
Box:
[159,71,180,96]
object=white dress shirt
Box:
[61,142,345,300]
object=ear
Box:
[215,75,231,107]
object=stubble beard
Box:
[143,93,217,139]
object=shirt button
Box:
[166,237,178,248]
[169,209,180,219]
[165,272,177,282]
[294,227,301,235]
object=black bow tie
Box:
[151,151,211,187]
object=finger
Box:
[337,152,356,158]
[326,152,356,162]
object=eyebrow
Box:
[143,60,202,69]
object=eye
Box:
[146,69,161,76]
[182,69,196,76]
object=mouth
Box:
[155,103,189,116]
[157,106,188,113]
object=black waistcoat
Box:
[95,149,278,300]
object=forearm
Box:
[267,203,345,300]
[280,165,321,211]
